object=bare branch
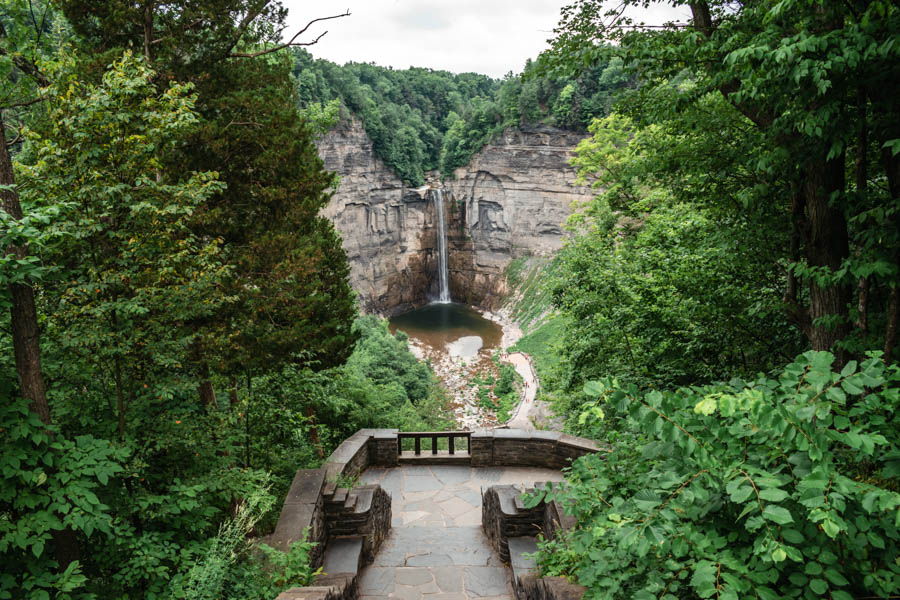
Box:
[229,10,350,59]
[150,18,205,46]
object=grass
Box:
[510,313,567,386]
[503,256,560,332]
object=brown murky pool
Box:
[388,303,502,359]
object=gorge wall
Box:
[318,118,590,315]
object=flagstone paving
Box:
[357,465,565,600]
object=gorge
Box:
[317,117,591,316]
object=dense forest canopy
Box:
[518,1,900,598]
[290,48,630,184]
[0,2,448,598]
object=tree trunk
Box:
[113,354,126,439]
[855,88,869,334]
[143,1,154,60]
[190,341,217,408]
[198,362,217,409]
[802,156,851,360]
[229,378,239,407]
[1,115,50,423]
[856,277,869,332]
[2,115,81,569]
[885,287,899,362]
[882,147,900,363]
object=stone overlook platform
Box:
[270,429,598,600]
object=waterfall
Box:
[433,189,451,303]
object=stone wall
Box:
[481,485,546,563]
[323,484,391,565]
[269,469,328,566]
[317,119,590,314]
[471,429,599,469]
[272,429,398,600]
[516,575,588,600]
[481,482,588,600]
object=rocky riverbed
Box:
[396,307,528,429]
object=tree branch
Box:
[1,94,46,110]
[228,10,350,59]
[0,19,50,87]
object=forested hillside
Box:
[515,1,900,598]
[290,48,629,183]
[0,2,448,598]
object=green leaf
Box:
[804,561,822,575]
[822,519,841,538]
[809,578,827,594]
[840,379,864,395]
[762,505,793,524]
[729,485,754,503]
[633,489,661,511]
[694,395,717,415]
[583,380,605,397]
[824,568,848,586]
[758,488,788,502]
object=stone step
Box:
[508,536,539,582]
[349,487,373,513]
[322,536,364,576]
[322,481,336,498]
[514,494,528,512]
[497,487,521,516]
[330,487,348,505]
[342,491,358,512]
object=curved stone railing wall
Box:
[271,428,599,599]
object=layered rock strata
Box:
[318,119,589,314]
[444,125,591,309]
[317,118,436,314]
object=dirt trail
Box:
[502,351,559,431]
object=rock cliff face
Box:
[318,119,589,314]
[318,118,436,314]
[443,126,591,308]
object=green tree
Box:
[543,0,900,362]
[22,52,226,437]
[59,1,359,392]
[553,108,802,392]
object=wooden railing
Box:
[397,431,472,456]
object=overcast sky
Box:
[280,1,688,78]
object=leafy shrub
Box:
[527,351,900,599]
[0,396,126,600]
[259,531,322,591]
[181,489,274,600]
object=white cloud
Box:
[280,0,685,77]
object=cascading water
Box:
[433,188,451,303]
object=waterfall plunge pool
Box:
[388,302,502,360]
[389,302,506,427]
